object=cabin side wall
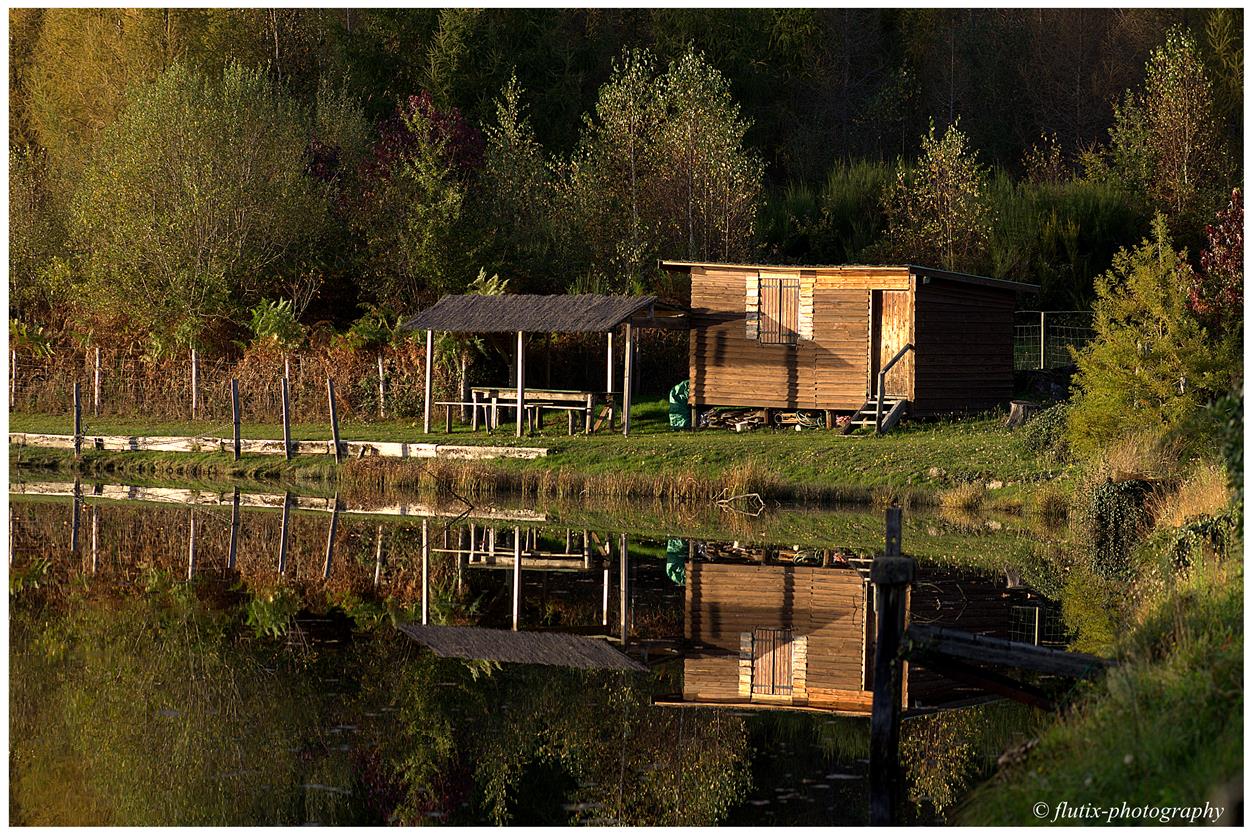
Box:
[688,266,910,411]
[911,277,1016,417]
[683,562,868,703]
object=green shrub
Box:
[1017,402,1070,461]
[247,298,304,349]
[1078,479,1152,579]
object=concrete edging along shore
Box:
[8,432,549,461]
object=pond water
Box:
[9,481,1063,826]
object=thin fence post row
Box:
[9,349,15,408]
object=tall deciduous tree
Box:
[73,62,327,347]
[881,119,993,271]
[1108,28,1232,236]
[1189,188,1242,333]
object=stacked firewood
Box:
[697,408,839,432]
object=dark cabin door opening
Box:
[870,290,912,400]
[751,627,794,696]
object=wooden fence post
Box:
[73,382,82,460]
[869,505,914,826]
[327,377,342,463]
[230,379,241,461]
[280,376,293,461]
[377,353,386,419]
[190,348,199,419]
[1039,311,1047,370]
[9,349,16,407]
[93,347,101,417]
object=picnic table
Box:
[435,387,617,435]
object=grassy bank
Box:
[9,402,1073,509]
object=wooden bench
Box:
[470,388,617,435]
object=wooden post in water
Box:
[280,376,293,461]
[230,379,241,461]
[73,382,83,459]
[93,347,101,417]
[187,508,196,581]
[323,496,339,579]
[421,518,429,625]
[512,526,522,630]
[190,348,199,419]
[377,353,386,419]
[619,533,629,645]
[278,491,291,574]
[327,378,342,463]
[373,524,384,589]
[70,481,82,552]
[90,504,99,574]
[423,330,434,434]
[227,488,240,570]
[602,537,611,627]
[869,505,913,827]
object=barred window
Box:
[758,276,800,344]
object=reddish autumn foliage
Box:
[365,91,484,180]
[1189,187,1243,330]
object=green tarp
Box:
[668,380,691,429]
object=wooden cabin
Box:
[661,262,1036,424]
[672,558,1050,715]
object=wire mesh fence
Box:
[1013,311,1095,371]
[9,342,437,435]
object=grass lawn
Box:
[9,400,1073,503]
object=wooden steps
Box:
[840,398,910,435]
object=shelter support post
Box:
[516,331,526,438]
[622,323,634,436]
[421,518,430,625]
[423,330,434,434]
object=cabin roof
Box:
[659,260,1039,293]
[400,293,682,333]
[398,623,647,671]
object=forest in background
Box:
[7,8,1244,355]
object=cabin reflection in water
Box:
[668,544,1060,715]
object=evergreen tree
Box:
[1068,215,1239,456]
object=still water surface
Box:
[9,483,1060,825]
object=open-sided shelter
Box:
[661,262,1037,430]
[400,294,686,436]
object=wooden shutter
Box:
[759,276,800,344]
[751,628,794,696]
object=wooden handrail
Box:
[875,343,914,432]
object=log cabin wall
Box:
[682,561,869,704]
[688,265,912,411]
[911,275,1016,416]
